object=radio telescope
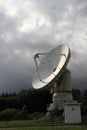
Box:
[32,44,70,89]
[32,44,81,124]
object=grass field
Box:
[0,120,87,130]
[0,126,87,130]
[0,120,65,127]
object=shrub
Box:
[0,108,18,121]
[0,106,29,121]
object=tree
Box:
[72,89,81,102]
[82,90,87,105]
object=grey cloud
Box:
[32,0,70,24]
[0,0,87,92]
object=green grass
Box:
[0,120,64,128]
[0,126,87,130]
[0,120,86,130]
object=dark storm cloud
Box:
[0,0,87,92]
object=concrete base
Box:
[64,102,82,124]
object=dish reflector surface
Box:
[32,44,70,89]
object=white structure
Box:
[64,103,82,124]
[32,44,70,89]
[32,44,82,124]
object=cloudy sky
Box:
[0,0,87,93]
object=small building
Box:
[64,102,82,124]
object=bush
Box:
[0,108,18,121]
[14,106,29,120]
[0,106,29,121]
[31,112,45,119]
[81,105,87,116]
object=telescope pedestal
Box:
[53,69,73,109]
[47,69,82,123]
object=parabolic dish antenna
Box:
[32,44,70,89]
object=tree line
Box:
[0,88,52,113]
[0,88,87,120]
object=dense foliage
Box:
[0,88,87,120]
[0,88,52,113]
